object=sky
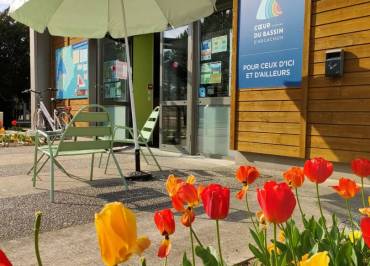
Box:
[0,0,11,11]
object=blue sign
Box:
[237,0,306,89]
[55,41,89,99]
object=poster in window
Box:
[201,39,212,61]
[55,41,89,99]
[201,62,222,84]
[211,35,228,54]
[237,0,305,89]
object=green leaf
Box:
[250,228,266,254]
[140,257,147,266]
[249,244,264,261]
[182,252,193,266]
[195,246,220,266]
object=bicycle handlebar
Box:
[22,88,58,94]
[22,89,40,94]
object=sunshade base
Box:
[126,171,153,181]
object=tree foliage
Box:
[0,8,29,126]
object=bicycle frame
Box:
[39,101,56,131]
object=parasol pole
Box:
[120,0,151,178]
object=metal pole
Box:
[121,0,141,172]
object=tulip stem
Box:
[164,256,167,266]
[361,178,366,208]
[34,211,43,266]
[346,200,356,246]
[287,222,298,266]
[315,183,328,234]
[295,187,305,222]
[216,220,224,266]
[245,192,257,231]
[190,227,203,247]
[190,226,196,266]
[273,223,278,266]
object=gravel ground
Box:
[0,148,273,241]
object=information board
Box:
[237,0,306,89]
[55,41,89,99]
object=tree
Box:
[0,8,29,127]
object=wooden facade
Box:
[230,0,370,162]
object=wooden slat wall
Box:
[236,89,304,157]
[307,0,370,162]
[231,0,311,158]
[50,37,89,118]
[232,0,370,162]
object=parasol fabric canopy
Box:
[9,0,216,38]
[9,0,216,177]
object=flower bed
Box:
[1,157,370,266]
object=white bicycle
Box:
[22,89,73,132]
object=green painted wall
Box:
[133,34,154,130]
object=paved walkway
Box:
[0,146,367,265]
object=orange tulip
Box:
[283,167,305,188]
[181,208,195,227]
[165,175,197,212]
[236,165,260,184]
[177,183,200,227]
[236,166,260,200]
[177,183,199,208]
[166,175,202,227]
[332,178,360,200]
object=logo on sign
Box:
[256,0,283,20]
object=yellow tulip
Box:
[359,196,370,217]
[279,230,285,243]
[267,243,281,255]
[299,251,330,266]
[95,202,150,266]
[349,230,362,243]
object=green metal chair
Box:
[100,106,161,172]
[32,104,128,202]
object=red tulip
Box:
[257,181,296,224]
[154,209,175,258]
[332,178,360,200]
[201,184,230,220]
[351,158,370,178]
[360,217,370,248]
[0,249,12,266]
[304,157,333,184]
[154,209,175,236]
[10,120,16,127]
[283,167,305,188]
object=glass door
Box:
[160,26,192,153]
[197,7,233,157]
[99,38,130,139]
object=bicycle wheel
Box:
[57,111,72,129]
[33,110,46,131]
